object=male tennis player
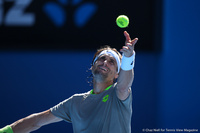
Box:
[0,31,138,133]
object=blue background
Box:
[0,0,200,132]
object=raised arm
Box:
[116,31,138,100]
[0,109,62,133]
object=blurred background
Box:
[0,0,199,132]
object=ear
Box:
[90,66,93,70]
[114,73,119,79]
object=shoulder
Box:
[72,91,90,97]
[70,91,91,101]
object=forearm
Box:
[117,69,134,91]
[116,51,135,100]
[117,51,135,91]
[4,110,61,133]
[10,113,41,133]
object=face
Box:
[92,54,119,82]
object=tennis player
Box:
[0,31,138,133]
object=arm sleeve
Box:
[120,88,132,107]
[114,85,132,109]
[50,96,73,123]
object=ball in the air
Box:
[116,15,129,28]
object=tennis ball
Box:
[116,15,129,28]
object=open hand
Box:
[120,31,138,57]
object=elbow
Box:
[30,113,42,131]
[24,113,42,132]
[31,124,41,131]
[117,80,133,91]
[117,85,131,93]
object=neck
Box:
[93,79,113,94]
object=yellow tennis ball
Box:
[116,15,129,28]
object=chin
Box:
[93,69,108,80]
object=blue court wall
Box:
[158,0,200,129]
[1,0,200,132]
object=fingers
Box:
[124,31,138,45]
[125,38,138,50]
[120,48,128,53]
[124,31,131,43]
[120,44,133,53]
[131,38,138,46]
[121,31,138,56]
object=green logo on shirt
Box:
[102,95,109,102]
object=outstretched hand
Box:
[120,31,138,57]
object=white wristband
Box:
[121,51,135,71]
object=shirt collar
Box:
[90,85,112,95]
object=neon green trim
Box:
[90,85,112,94]
[0,125,13,133]
[90,89,95,94]
[102,95,109,102]
[105,85,112,90]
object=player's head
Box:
[91,45,122,83]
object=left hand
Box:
[120,31,138,57]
